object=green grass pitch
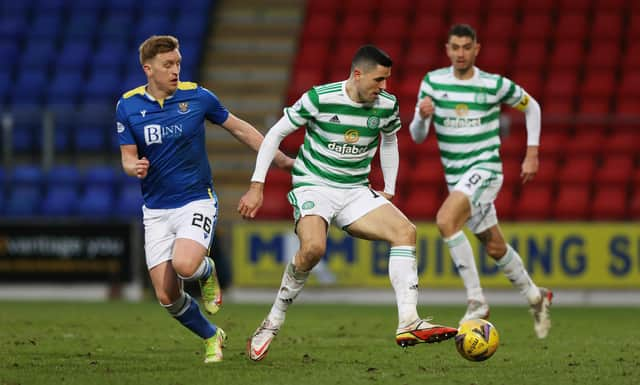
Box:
[1,301,638,385]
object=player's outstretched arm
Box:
[409,97,434,143]
[120,144,149,179]
[221,113,294,171]
[237,116,299,219]
[516,93,541,184]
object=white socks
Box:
[389,246,420,328]
[444,231,485,303]
[268,262,309,325]
[497,245,541,304]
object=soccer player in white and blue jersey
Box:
[238,45,458,361]
[117,35,293,363]
[409,24,552,338]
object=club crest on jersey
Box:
[366,116,380,130]
[474,93,487,104]
[455,104,469,117]
[344,129,359,143]
[178,102,190,114]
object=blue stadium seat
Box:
[109,0,137,12]
[0,71,11,104]
[135,15,174,44]
[4,186,42,217]
[100,12,134,40]
[0,17,28,41]
[139,0,177,15]
[27,13,62,40]
[9,105,42,152]
[47,73,84,104]
[4,165,43,217]
[74,185,116,218]
[34,0,67,11]
[63,11,100,41]
[83,69,122,102]
[55,41,92,71]
[68,0,105,11]
[13,69,47,106]
[41,185,79,216]
[83,165,119,188]
[175,12,208,40]
[48,103,77,151]
[92,42,127,73]
[46,165,82,186]
[114,179,143,218]
[19,40,55,70]
[0,41,19,73]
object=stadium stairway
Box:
[201,0,304,222]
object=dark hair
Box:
[448,24,477,42]
[351,44,392,73]
[139,35,180,64]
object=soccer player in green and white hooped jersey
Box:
[410,24,553,338]
[238,45,458,361]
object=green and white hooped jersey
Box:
[418,66,527,186]
[285,81,401,189]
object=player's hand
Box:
[418,96,435,119]
[135,157,150,179]
[521,155,539,184]
[274,154,295,172]
[238,182,264,219]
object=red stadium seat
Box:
[301,14,337,41]
[494,184,516,220]
[565,132,605,157]
[510,69,544,98]
[513,41,547,71]
[622,42,640,68]
[482,14,517,41]
[449,0,483,14]
[415,0,449,14]
[585,41,621,70]
[294,40,330,71]
[449,14,480,32]
[288,69,324,103]
[557,0,592,13]
[594,155,634,186]
[306,0,341,14]
[580,71,616,98]
[401,188,442,220]
[479,43,510,74]
[603,132,639,156]
[488,0,520,13]
[558,156,596,185]
[371,15,409,42]
[616,71,640,98]
[513,185,552,220]
[521,0,554,11]
[590,11,624,41]
[500,132,526,158]
[410,157,445,189]
[534,155,558,186]
[501,156,523,187]
[544,71,578,99]
[553,184,591,220]
[554,12,589,41]
[577,98,611,115]
[591,187,627,220]
[593,0,627,11]
[520,13,553,41]
[404,42,441,72]
[337,14,373,41]
[549,41,584,70]
[540,131,569,158]
[628,12,640,39]
[410,14,447,42]
[342,0,379,16]
[630,188,640,219]
[259,185,293,220]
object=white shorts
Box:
[450,167,503,234]
[142,198,218,269]
[287,185,389,229]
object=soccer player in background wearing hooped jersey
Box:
[117,35,294,363]
[409,24,553,338]
[238,45,458,361]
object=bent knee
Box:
[299,242,326,261]
[436,209,458,236]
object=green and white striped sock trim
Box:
[389,246,416,260]
[443,230,466,248]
